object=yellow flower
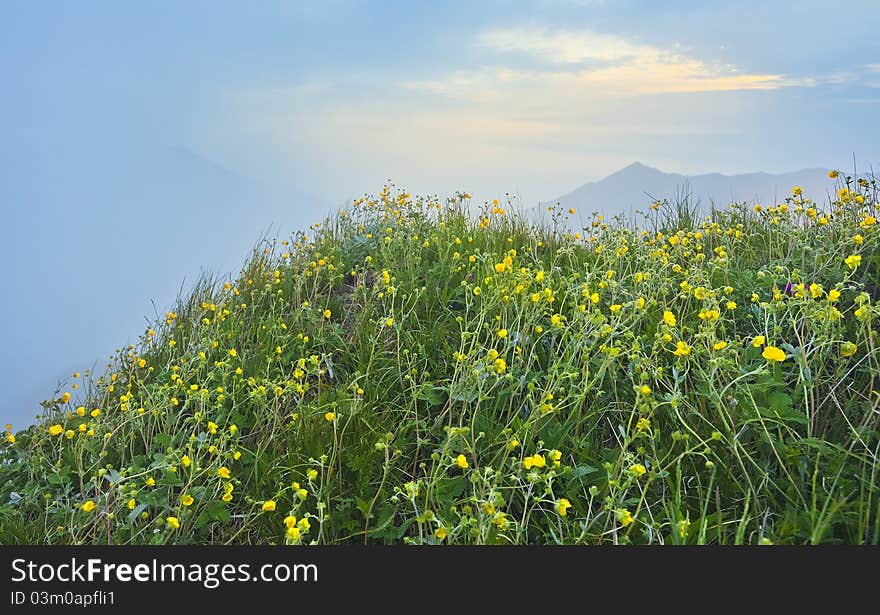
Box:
[828,170,838,179]
[507,439,520,451]
[493,358,507,375]
[284,515,297,529]
[217,466,231,479]
[81,500,96,513]
[523,454,546,470]
[166,516,180,530]
[286,526,301,541]
[497,328,508,338]
[127,498,136,510]
[262,500,276,512]
[762,345,787,362]
[229,348,238,358]
[636,417,650,432]
[307,468,319,480]
[207,421,218,434]
[61,392,71,404]
[473,286,481,296]
[555,498,573,517]
[181,454,191,468]
[752,335,766,348]
[434,527,448,540]
[145,477,156,487]
[663,311,676,327]
[844,254,862,270]
[640,385,651,396]
[616,509,634,527]
[181,494,194,507]
[323,309,332,319]
[492,512,508,529]
[385,317,394,327]
[324,411,336,422]
[610,304,622,314]
[6,434,14,444]
[456,454,469,469]
[841,342,857,357]
[678,519,691,539]
[48,424,63,436]
[698,309,720,322]
[90,408,100,418]
[628,463,647,478]
[853,234,864,245]
[672,341,691,357]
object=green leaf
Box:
[566,464,599,481]
[768,391,792,414]
[434,476,466,501]
[415,383,446,406]
[127,503,148,523]
[196,501,231,528]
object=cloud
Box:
[476,26,646,65]
[439,26,817,96]
[224,26,868,202]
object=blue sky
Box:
[1,0,878,426]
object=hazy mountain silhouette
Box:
[542,162,834,225]
[1,144,327,428]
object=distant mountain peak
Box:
[542,163,833,219]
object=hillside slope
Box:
[1,173,879,545]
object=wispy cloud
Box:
[226,25,873,201]
[476,26,647,65]
[433,26,815,95]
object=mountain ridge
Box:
[542,163,835,222]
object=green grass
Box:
[1,173,879,545]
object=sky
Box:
[1,0,878,427]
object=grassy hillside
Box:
[2,172,879,545]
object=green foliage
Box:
[1,175,879,545]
